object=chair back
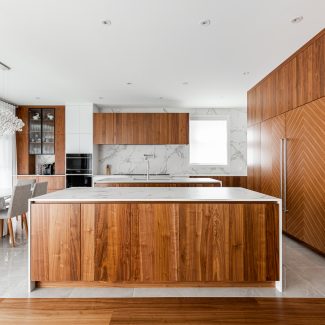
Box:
[8,184,32,218]
[32,182,48,198]
[17,178,36,187]
[0,197,5,210]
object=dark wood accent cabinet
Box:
[247,124,261,192]
[93,113,189,145]
[16,106,65,175]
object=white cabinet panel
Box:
[79,107,93,134]
[66,105,80,134]
[66,133,79,153]
[79,133,93,153]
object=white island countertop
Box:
[31,187,281,203]
[93,175,221,184]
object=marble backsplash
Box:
[97,107,247,176]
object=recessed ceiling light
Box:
[291,16,303,24]
[200,19,211,26]
[35,97,40,100]
[0,61,11,71]
[98,97,104,100]
[182,82,189,85]
[102,20,111,25]
[159,97,164,100]
[243,72,250,76]
[126,82,133,85]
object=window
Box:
[189,117,228,165]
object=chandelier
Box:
[0,105,24,136]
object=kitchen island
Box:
[93,175,222,187]
[28,187,283,292]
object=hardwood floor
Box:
[1,298,325,324]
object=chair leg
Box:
[0,220,3,237]
[21,215,24,229]
[7,219,15,247]
[22,213,28,239]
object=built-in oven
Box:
[66,154,92,174]
[66,153,92,187]
[66,175,92,188]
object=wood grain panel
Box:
[247,124,261,192]
[247,85,262,126]
[261,74,276,121]
[31,203,81,281]
[54,133,65,174]
[93,113,189,145]
[37,176,65,190]
[132,204,179,282]
[275,58,297,115]
[286,98,325,253]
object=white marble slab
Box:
[30,187,281,203]
[93,176,221,184]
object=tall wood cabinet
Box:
[247,29,325,253]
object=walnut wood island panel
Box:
[28,187,283,292]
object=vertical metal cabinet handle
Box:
[283,138,288,212]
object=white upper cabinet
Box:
[65,103,94,153]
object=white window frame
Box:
[189,115,230,166]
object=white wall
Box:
[97,107,247,176]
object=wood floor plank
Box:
[0,298,325,325]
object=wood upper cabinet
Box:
[54,106,65,174]
[247,124,261,192]
[297,34,325,106]
[247,85,262,127]
[93,113,189,145]
[261,74,276,121]
[275,58,297,115]
[285,98,325,253]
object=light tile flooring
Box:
[1,227,325,298]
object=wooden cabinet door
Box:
[31,204,81,281]
[178,203,279,282]
[93,113,115,144]
[261,74,276,121]
[286,98,325,253]
[261,115,285,197]
[247,124,261,192]
[81,204,131,282]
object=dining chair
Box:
[17,178,36,187]
[0,184,32,246]
[32,182,48,197]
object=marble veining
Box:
[98,107,247,176]
[30,187,280,203]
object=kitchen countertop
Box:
[93,175,221,184]
[30,187,281,203]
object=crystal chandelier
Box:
[0,105,24,136]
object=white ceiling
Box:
[0,0,324,108]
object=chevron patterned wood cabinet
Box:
[247,29,325,254]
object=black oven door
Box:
[66,154,92,174]
[66,175,92,188]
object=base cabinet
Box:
[30,202,280,284]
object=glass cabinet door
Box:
[42,109,55,154]
[29,109,42,154]
[29,108,55,155]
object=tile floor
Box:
[1,227,325,298]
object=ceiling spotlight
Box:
[291,16,303,24]
[182,82,189,85]
[126,82,133,85]
[102,20,112,25]
[0,61,11,71]
[243,72,250,76]
[200,19,211,26]
[159,97,164,100]
[98,97,104,100]
[35,97,40,100]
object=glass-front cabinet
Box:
[29,108,55,155]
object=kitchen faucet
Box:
[144,154,155,180]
